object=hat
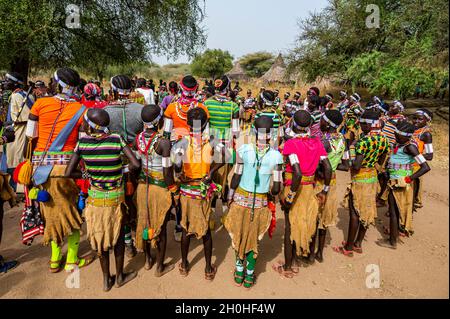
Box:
[214,75,231,92]
[180,75,198,91]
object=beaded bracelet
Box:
[168,184,180,195]
[285,190,296,204]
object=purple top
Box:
[160,95,175,110]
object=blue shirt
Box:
[238,144,283,194]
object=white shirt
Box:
[136,87,155,105]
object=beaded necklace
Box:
[175,101,196,121]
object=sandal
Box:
[272,262,294,278]
[383,226,407,237]
[342,241,362,254]
[332,246,354,257]
[178,262,189,277]
[234,271,244,287]
[64,254,95,273]
[49,255,65,273]
[243,274,256,289]
[205,265,217,281]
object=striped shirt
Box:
[310,110,322,137]
[381,114,406,148]
[75,133,126,190]
[255,111,282,128]
[204,96,239,140]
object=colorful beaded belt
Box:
[284,172,315,185]
[233,187,268,209]
[87,186,125,207]
[388,163,412,171]
[32,151,73,166]
[180,183,204,200]
[388,168,412,179]
[317,172,337,186]
[352,168,377,183]
[138,176,167,188]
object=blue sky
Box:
[152,0,329,65]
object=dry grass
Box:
[236,80,449,170]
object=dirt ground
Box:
[0,167,448,299]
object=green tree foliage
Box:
[287,0,449,99]
[0,0,206,81]
[191,49,233,79]
[239,52,275,77]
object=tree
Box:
[0,0,206,81]
[239,52,275,78]
[287,0,449,99]
[191,49,233,79]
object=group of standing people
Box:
[0,68,434,293]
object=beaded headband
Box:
[415,110,431,121]
[322,114,338,128]
[84,113,109,134]
[110,77,131,95]
[5,73,23,84]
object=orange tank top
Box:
[182,137,213,180]
[413,126,431,154]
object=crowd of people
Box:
[0,68,434,292]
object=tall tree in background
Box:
[0,0,206,81]
[287,0,449,99]
[239,52,275,78]
[191,49,233,79]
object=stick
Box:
[12,86,33,130]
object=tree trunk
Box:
[10,53,30,86]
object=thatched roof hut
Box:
[259,54,292,84]
[226,61,249,81]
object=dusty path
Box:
[0,168,448,299]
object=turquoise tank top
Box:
[238,144,283,194]
[388,145,415,179]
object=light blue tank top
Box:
[388,145,415,179]
[238,144,283,194]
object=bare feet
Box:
[103,275,115,292]
[154,263,175,277]
[315,252,324,263]
[144,256,154,271]
[125,245,137,258]
[376,238,397,250]
[116,271,138,288]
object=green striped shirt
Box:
[75,133,126,190]
[255,111,282,128]
[204,96,239,139]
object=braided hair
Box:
[111,75,132,91]
[323,110,343,127]
[187,107,208,130]
[396,120,415,135]
[293,109,312,128]
[55,67,80,87]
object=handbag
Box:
[17,141,33,185]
